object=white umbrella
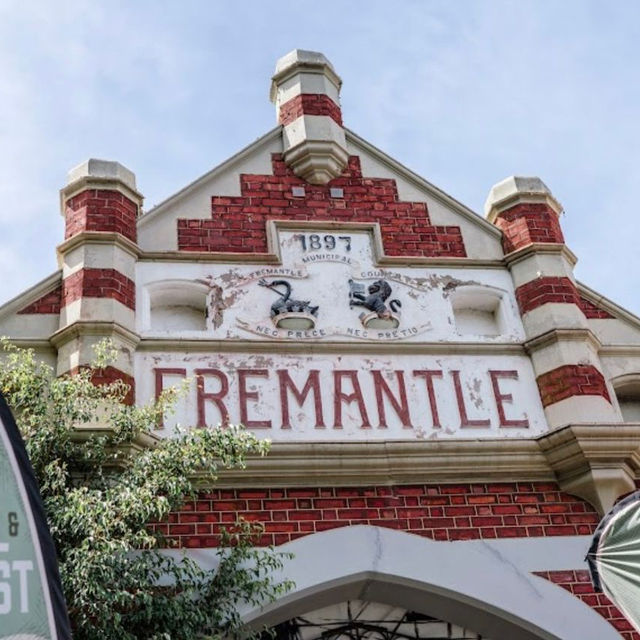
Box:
[587,490,640,633]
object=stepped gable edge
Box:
[17,283,62,315]
[579,295,615,319]
[177,154,467,258]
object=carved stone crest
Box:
[349,279,402,328]
[259,278,319,329]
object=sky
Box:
[0,0,639,315]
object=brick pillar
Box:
[53,159,142,403]
[485,177,618,428]
[270,49,348,185]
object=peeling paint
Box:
[468,377,485,409]
[207,284,225,329]
[441,277,484,298]
[133,227,541,443]
[140,230,525,345]
[138,351,543,441]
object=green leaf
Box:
[0,338,292,640]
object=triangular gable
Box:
[0,271,62,340]
[137,127,503,261]
[577,281,640,341]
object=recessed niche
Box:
[614,378,640,422]
[148,282,208,332]
[451,288,504,337]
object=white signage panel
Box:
[138,228,525,344]
[137,225,546,441]
[136,352,547,440]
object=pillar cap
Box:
[270,49,342,104]
[484,176,563,221]
[269,50,347,185]
[61,158,143,212]
[67,159,137,190]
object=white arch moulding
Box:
[233,526,618,640]
[610,372,640,422]
[141,278,210,332]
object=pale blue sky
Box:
[1,0,639,314]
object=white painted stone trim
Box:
[272,71,341,108]
[57,232,140,262]
[543,395,620,428]
[270,49,342,107]
[527,330,603,375]
[66,159,137,190]
[522,304,589,337]
[282,115,346,152]
[508,251,577,288]
[50,320,140,375]
[60,243,137,279]
[60,177,143,213]
[484,176,563,220]
[177,526,618,640]
[59,298,135,329]
[504,243,578,269]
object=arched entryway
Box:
[265,599,491,640]
[237,526,618,640]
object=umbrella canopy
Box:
[587,490,640,633]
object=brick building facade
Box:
[3,50,640,639]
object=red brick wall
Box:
[177,155,466,258]
[514,278,616,319]
[493,202,564,253]
[17,283,62,314]
[515,276,581,315]
[581,295,615,319]
[535,570,639,639]
[537,364,611,407]
[279,94,343,126]
[155,481,599,549]
[64,189,138,242]
[62,268,135,310]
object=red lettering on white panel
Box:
[371,370,412,428]
[451,370,490,428]
[154,367,187,429]
[277,369,325,429]
[195,368,229,427]
[489,370,529,428]
[238,369,271,429]
[413,370,444,429]
[333,370,371,429]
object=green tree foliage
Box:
[0,339,292,639]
